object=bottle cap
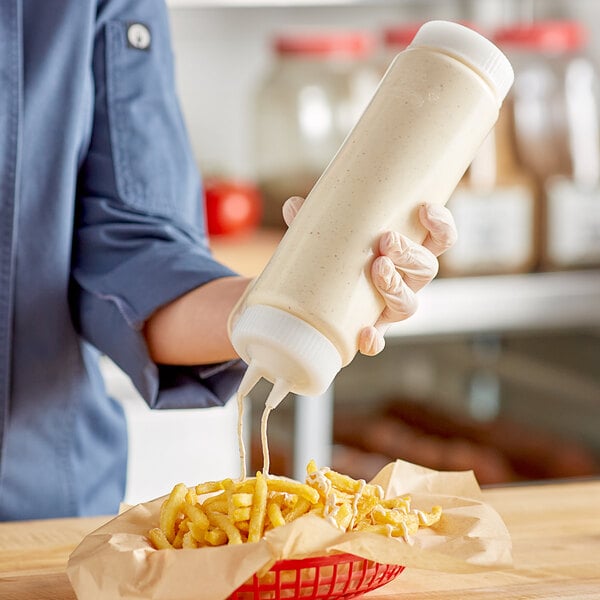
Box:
[383,21,480,50]
[230,304,342,398]
[409,20,514,105]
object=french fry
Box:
[202,492,227,508]
[415,505,442,527]
[231,493,253,508]
[232,507,251,522]
[248,471,268,543]
[306,459,319,474]
[188,521,209,543]
[274,492,297,510]
[382,496,411,512]
[148,461,442,550]
[148,527,173,550]
[172,520,189,549]
[159,483,188,543]
[208,500,229,514]
[195,481,224,495]
[207,511,243,545]
[204,528,228,546]
[267,501,286,528]
[324,470,362,495]
[182,531,199,549]
[236,479,256,494]
[185,488,197,505]
[283,496,311,522]
[332,502,353,531]
[267,477,320,504]
[184,503,209,530]
[372,506,420,535]
[309,503,325,517]
[355,495,380,525]
[355,522,415,540]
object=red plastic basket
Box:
[229,553,405,600]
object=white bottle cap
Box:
[409,21,514,104]
[230,304,342,399]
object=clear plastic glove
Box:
[282,196,457,356]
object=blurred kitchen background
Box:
[104,0,600,503]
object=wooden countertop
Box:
[1,480,599,599]
[209,229,281,277]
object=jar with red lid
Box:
[252,30,379,228]
[495,21,600,270]
[439,92,540,276]
[379,23,423,72]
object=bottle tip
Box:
[238,362,262,398]
[265,379,291,410]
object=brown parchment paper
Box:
[67,459,512,600]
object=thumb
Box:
[282,196,305,227]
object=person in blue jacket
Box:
[0,0,456,520]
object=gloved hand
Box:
[282,196,457,356]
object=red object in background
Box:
[204,178,262,236]
[493,20,587,52]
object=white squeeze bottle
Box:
[230,21,514,420]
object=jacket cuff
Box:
[77,249,245,408]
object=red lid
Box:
[494,21,587,52]
[383,21,483,50]
[383,23,423,49]
[274,31,375,57]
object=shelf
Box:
[210,230,600,339]
[387,270,600,339]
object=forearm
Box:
[144,275,252,365]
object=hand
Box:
[282,197,457,356]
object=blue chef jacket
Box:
[0,0,244,520]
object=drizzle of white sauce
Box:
[236,392,246,481]
[399,521,414,545]
[260,405,273,477]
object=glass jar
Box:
[495,21,600,270]
[439,96,540,276]
[252,30,379,228]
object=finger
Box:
[378,231,438,293]
[371,256,419,323]
[418,203,458,257]
[358,326,386,356]
[282,196,305,227]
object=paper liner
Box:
[67,459,512,600]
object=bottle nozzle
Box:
[265,379,290,410]
[238,362,262,399]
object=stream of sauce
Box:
[236,377,289,479]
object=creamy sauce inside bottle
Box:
[234,49,499,368]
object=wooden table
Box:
[1,480,599,599]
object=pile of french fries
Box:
[148,461,442,550]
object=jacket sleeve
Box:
[71,0,245,409]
